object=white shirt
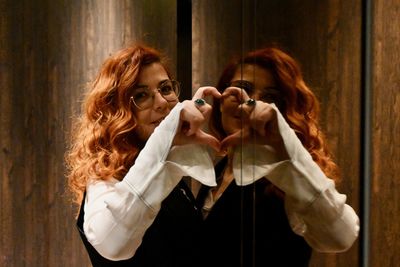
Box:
[83,102,360,260]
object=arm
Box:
[232,103,359,252]
[83,102,216,260]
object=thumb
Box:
[193,130,221,152]
[220,129,248,152]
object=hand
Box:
[173,86,222,151]
[220,87,284,153]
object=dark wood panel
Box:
[0,0,177,266]
[193,1,361,266]
[370,0,400,266]
[1,1,53,265]
[284,1,362,265]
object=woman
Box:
[202,47,360,266]
[66,44,221,266]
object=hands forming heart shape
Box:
[174,86,284,154]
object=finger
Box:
[192,87,221,116]
[222,87,250,103]
[249,103,275,137]
[238,99,257,117]
[193,86,221,99]
[190,98,212,122]
[180,101,205,136]
[193,98,207,109]
[185,114,203,136]
[173,130,221,152]
[192,130,221,151]
[220,129,250,152]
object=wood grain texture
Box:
[2,0,399,266]
[370,0,400,266]
[0,0,176,266]
[193,1,361,266]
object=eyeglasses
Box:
[130,80,180,110]
[227,80,281,104]
[227,80,255,94]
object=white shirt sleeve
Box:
[232,104,360,252]
[83,102,216,261]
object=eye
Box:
[159,82,174,95]
[132,88,150,103]
[229,80,254,94]
[260,88,281,103]
[261,93,275,102]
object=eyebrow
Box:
[135,79,170,89]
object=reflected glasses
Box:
[227,80,281,105]
[228,80,255,94]
[130,80,180,110]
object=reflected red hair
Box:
[65,44,171,204]
[210,47,340,182]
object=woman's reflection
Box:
[202,46,360,266]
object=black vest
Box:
[200,157,312,267]
[77,180,204,267]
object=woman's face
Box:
[133,63,178,141]
[220,64,279,135]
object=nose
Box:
[152,90,168,110]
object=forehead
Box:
[232,64,275,86]
[137,63,169,84]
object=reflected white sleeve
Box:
[233,104,360,252]
[83,103,215,260]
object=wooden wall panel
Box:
[3,1,399,266]
[1,1,55,265]
[193,1,361,266]
[280,1,362,266]
[370,0,400,266]
[0,0,176,266]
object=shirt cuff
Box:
[232,103,332,209]
[167,144,217,187]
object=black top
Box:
[77,179,204,267]
[77,158,311,267]
[199,157,312,267]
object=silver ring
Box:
[245,98,256,106]
[194,98,206,107]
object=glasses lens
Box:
[160,80,180,101]
[131,80,180,109]
[131,87,152,109]
[228,80,254,94]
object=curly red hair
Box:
[65,44,172,205]
[210,47,340,182]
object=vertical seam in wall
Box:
[177,0,192,101]
[361,0,373,266]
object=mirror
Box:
[192,0,362,266]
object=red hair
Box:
[65,44,172,205]
[210,47,340,182]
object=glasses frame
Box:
[130,79,180,110]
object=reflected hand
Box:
[220,87,283,152]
